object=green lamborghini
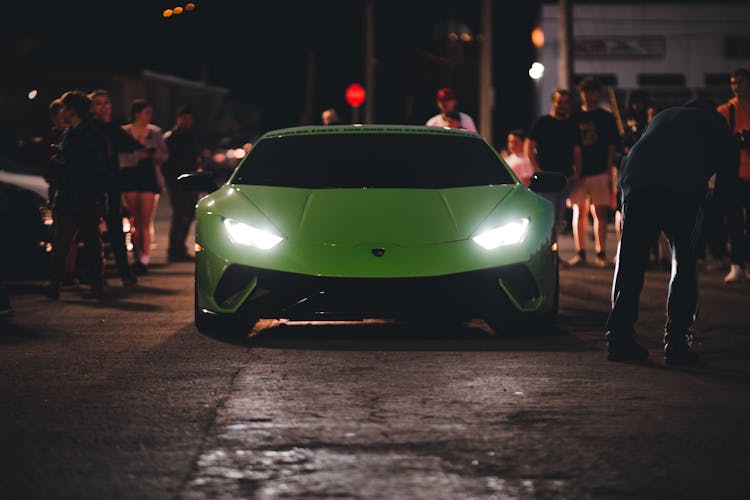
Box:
[178,125,566,335]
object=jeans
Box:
[606,188,701,338]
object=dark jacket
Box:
[162,126,202,186]
[618,98,740,204]
[92,119,142,192]
[52,118,111,211]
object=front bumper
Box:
[200,261,554,321]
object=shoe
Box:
[606,333,649,362]
[724,264,746,284]
[566,252,586,268]
[594,252,609,268]
[131,261,148,275]
[121,272,138,287]
[664,341,700,365]
[44,280,60,300]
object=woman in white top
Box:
[120,98,168,274]
[502,129,534,187]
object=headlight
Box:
[223,218,283,249]
[472,218,529,250]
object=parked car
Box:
[0,158,133,280]
[178,125,566,335]
[0,170,53,280]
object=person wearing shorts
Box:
[568,76,621,268]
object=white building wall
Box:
[537,3,750,113]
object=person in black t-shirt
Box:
[568,76,621,268]
[525,88,582,238]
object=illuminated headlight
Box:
[472,218,530,250]
[223,218,283,249]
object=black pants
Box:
[166,183,198,258]
[606,188,702,339]
[726,179,750,265]
[51,202,105,287]
[696,190,728,260]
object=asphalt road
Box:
[1,197,749,500]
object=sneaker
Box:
[606,333,649,362]
[724,264,746,284]
[664,341,700,365]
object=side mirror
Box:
[177,171,219,193]
[528,172,567,193]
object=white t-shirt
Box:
[425,112,478,133]
[503,152,534,187]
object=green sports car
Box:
[178,125,565,335]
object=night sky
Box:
[3,0,544,144]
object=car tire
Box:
[194,274,256,337]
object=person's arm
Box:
[150,127,169,166]
[524,138,542,173]
[572,144,582,180]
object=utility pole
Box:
[558,0,574,89]
[365,0,375,124]
[478,0,493,143]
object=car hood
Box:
[230,185,518,246]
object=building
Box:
[536,2,750,115]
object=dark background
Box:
[1,0,544,146]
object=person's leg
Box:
[741,180,750,273]
[78,203,105,293]
[592,204,609,262]
[123,192,141,259]
[106,187,134,283]
[661,196,701,364]
[168,186,195,260]
[567,179,587,266]
[166,184,181,260]
[139,192,159,266]
[725,180,748,283]
[606,189,661,360]
[47,212,78,298]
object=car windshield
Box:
[231,132,515,188]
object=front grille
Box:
[216,264,541,321]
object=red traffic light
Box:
[345,83,366,108]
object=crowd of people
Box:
[407,74,747,365]
[3,72,748,368]
[497,69,749,364]
[37,89,203,300]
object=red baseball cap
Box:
[436,87,457,102]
